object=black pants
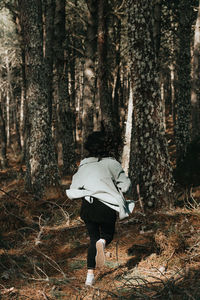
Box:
[84,220,116,269]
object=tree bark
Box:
[19,0,60,197]
[191,0,200,139]
[54,0,76,174]
[97,0,113,132]
[81,0,98,156]
[113,16,122,132]
[14,11,27,159]
[152,0,162,60]
[127,0,174,210]
[43,0,55,125]
[175,0,193,165]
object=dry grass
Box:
[0,162,200,299]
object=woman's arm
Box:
[109,159,131,193]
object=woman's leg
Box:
[84,221,100,269]
[84,219,116,279]
[95,220,116,268]
[100,220,116,245]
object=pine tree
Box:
[191,0,200,139]
[19,0,60,197]
[97,0,114,132]
[175,0,194,165]
[81,0,98,155]
[127,0,174,210]
[54,0,76,174]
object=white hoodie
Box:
[66,157,134,219]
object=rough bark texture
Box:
[43,0,55,125]
[97,0,114,132]
[14,12,27,157]
[127,0,174,209]
[152,0,162,59]
[19,0,60,197]
[54,0,76,174]
[191,1,200,139]
[175,0,193,165]
[81,0,98,155]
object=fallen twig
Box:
[0,187,28,204]
[34,247,67,279]
[35,215,44,245]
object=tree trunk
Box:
[152,0,162,60]
[121,87,133,175]
[191,0,200,139]
[54,0,76,174]
[19,0,60,197]
[19,64,27,161]
[8,6,27,164]
[43,0,55,125]
[97,0,113,132]
[69,39,77,147]
[113,16,122,132]
[68,0,77,142]
[0,95,7,169]
[127,0,174,210]
[175,0,193,165]
[14,97,22,155]
[5,51,11,147]
[13,11,27,158]
[81,0,98,156]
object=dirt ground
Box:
[0,159,200,300]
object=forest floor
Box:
[1,145,200,299]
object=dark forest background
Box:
[0,0,199,208]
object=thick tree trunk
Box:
[175,0,193,165]
[19,0,60,197]
[127,0,174,210]
[191,0,200,139]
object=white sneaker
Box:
[85,273,95,286]
[95,239,105,268]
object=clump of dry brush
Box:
[79,268,200,300]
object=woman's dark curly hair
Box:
[84,130,123,159]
